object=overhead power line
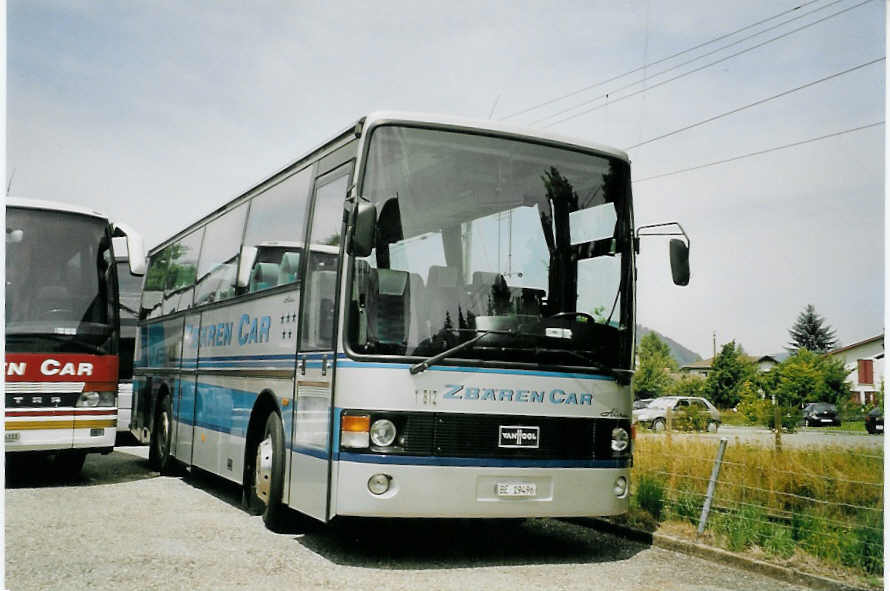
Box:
[499,0,828,121]
[625,57,885,150]
[632,121,884,183]
[534,0,858,127]
[541,0,873,129]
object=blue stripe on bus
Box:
[337,452,629,469]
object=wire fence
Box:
[628,434,884,577]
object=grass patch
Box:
[631,435,884,582]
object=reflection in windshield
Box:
[6,207,116,353]
[349,126,633,370]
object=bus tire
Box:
[148,395,173,474]
[248,412,287,532]
[54,451,86,480]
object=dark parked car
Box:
[865,407,883,434]
[801,402,840,427]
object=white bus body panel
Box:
[329,362,631,519]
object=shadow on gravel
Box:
[6,448,157,489]
[294,516,646,569]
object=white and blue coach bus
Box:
[131,112,690,529]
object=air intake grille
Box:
[352,411,630,460]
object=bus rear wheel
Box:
[148,395,173,474]
[247,412,286,531]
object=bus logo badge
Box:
[498,425,539,448]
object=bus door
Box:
[289,164,352,521]
[172,311,201,464]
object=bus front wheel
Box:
[247,412,286,531]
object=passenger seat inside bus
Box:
[353,262,424,351]
[250,262,280,292]
[278,252,301,286]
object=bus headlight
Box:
[76,391,115,407]
[370,419,397,447]
[611,427,630,453]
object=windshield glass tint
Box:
[6,207,115,353]
[349,125,632,369]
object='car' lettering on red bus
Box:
[4,360,94,376]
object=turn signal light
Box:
[341,414,370,449]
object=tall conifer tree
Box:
[787,304,838,353]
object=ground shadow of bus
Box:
[295,516,647,569]
[5,447,156,488]
[173,467,648,570]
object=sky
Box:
[7,0,885,359]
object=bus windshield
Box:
[349,125,633,370]
[6,207,117,354]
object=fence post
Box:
[774,403,782,453]
[697,436,728,536]
[666,407,672,446]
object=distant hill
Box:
[636,325,702,367]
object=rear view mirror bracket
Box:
[635,222,691,286]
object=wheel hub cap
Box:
[255,436,273,504]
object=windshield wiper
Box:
[529,346,633,381]
[409,329,513,375]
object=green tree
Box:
[632,333,677,399]
[703,341,756,408]
[667,373,706,398]
[787,304,838,353]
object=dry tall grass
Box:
[631,434,884,578]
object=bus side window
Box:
[141,247,169,319]
[242,167,313,294]
[194,204,247,305]
[162,229,202,315]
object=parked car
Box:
[633,398,654,410]
[801,402,840,427]
[632,396,721,432]
[864,407,883,434]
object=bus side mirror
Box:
[669,239,690,286]
[237,246,258,288]
[349,202,377,258]
[126,234,146,276]
[111,223,146,275]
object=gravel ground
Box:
[5,447,813,591]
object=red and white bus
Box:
[5,198,145,477]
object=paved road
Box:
[5,447,814,591]
[658,424,884,450]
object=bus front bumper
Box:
[334,460,630,518]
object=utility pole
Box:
[712,331,717,360]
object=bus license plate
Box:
[496,482,536,497]
[6,432,20,442]
[90,428,104,437]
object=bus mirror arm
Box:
[349,202,377,258]
[635,222,690,287]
